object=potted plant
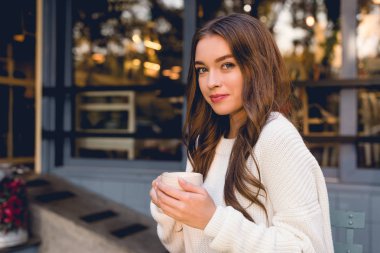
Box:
[0,170,28,248]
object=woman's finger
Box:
[159,200,182,220]
[150,187,160,206]
[157,181,187,200]
[156,186,183,210]
[177,178,204,194]
[151,175,163,187]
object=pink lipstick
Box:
[210,94,228,103]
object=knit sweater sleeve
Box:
[150,202,184,253]
[150,160,194,253]
[203,116,334,253]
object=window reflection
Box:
[0,0,36,166]
[257,0,341,81]
[72,0,184,161]
[197,0,244,26]
[357,89,380,168]
[196,0,342,81]
[73,0,183,86]
[357,0,380,78]
[293,86,340,167]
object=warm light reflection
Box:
[160,0,184,10]
[13,34,25,42]
[260,16,267,23]
[357,8,380,59]
[144,40,162,50]
[243,4,251,13]
[169,72,180,80]
[92,53,105,64]
[373,0,380,4]
[306,16,315,27]
[171,66,182,73]
[132,59,141,66]
[132,34,141,43]
[144,68,160,78]
[144,61,161,71]
[162,66,182,78]
[162,69,171,76]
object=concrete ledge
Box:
[25,174,166,253]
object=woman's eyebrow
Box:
[215,54,233,63]
[195,54,234,65]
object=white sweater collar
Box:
[215,137,236,156]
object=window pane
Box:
[197,0,342,80]
[72,0,184,161]
[357,89,380,168]
[197,0,244,26]
[76,137,181,160]
[293,86,340,167]
[357,0,380,78]
[0,86,9,158]
[257,0,341,81]
[73,0,183,86]
[0,0,36,167]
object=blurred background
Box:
[0,0,379,252]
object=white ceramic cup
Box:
[161,172,203,190]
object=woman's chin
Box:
[211,110,230,116]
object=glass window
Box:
[194,1,342,167]
[197,0,245,26]
[357,89,380,168]
[356,0,380,168]
[72,0,184,161]
[293,86,340,167]
[357,0,380,78]
[0,0,36,167]
[256,0,342,168]
[257,0,341,81]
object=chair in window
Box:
[76,137,135,160]
[330,210,366,253]
[75,91,136,159]
[295,87,340,167]
[359,91,380,167]
[299,86,340,167]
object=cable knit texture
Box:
[150,112,334,253]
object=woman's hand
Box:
[151,177,216,230]
[150,176,162,208]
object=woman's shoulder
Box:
[256,112,304,151]
[262,112,299,136]
[255,112,318,177]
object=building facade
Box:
[1,0,380,251]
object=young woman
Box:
[150,13,334,253]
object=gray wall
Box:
[54,168,380,253]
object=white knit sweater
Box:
[151,112,334,253]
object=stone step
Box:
[24,174,166,253]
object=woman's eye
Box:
[222,62,234,70]
[196,67,207,74]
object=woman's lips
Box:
[210,94,229,103]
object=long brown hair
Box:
[183,13,292,221]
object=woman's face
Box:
[195,35,246,122]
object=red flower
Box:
[0,176,28,232]
[4,208,14,223]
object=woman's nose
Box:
[207,71,221,88]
